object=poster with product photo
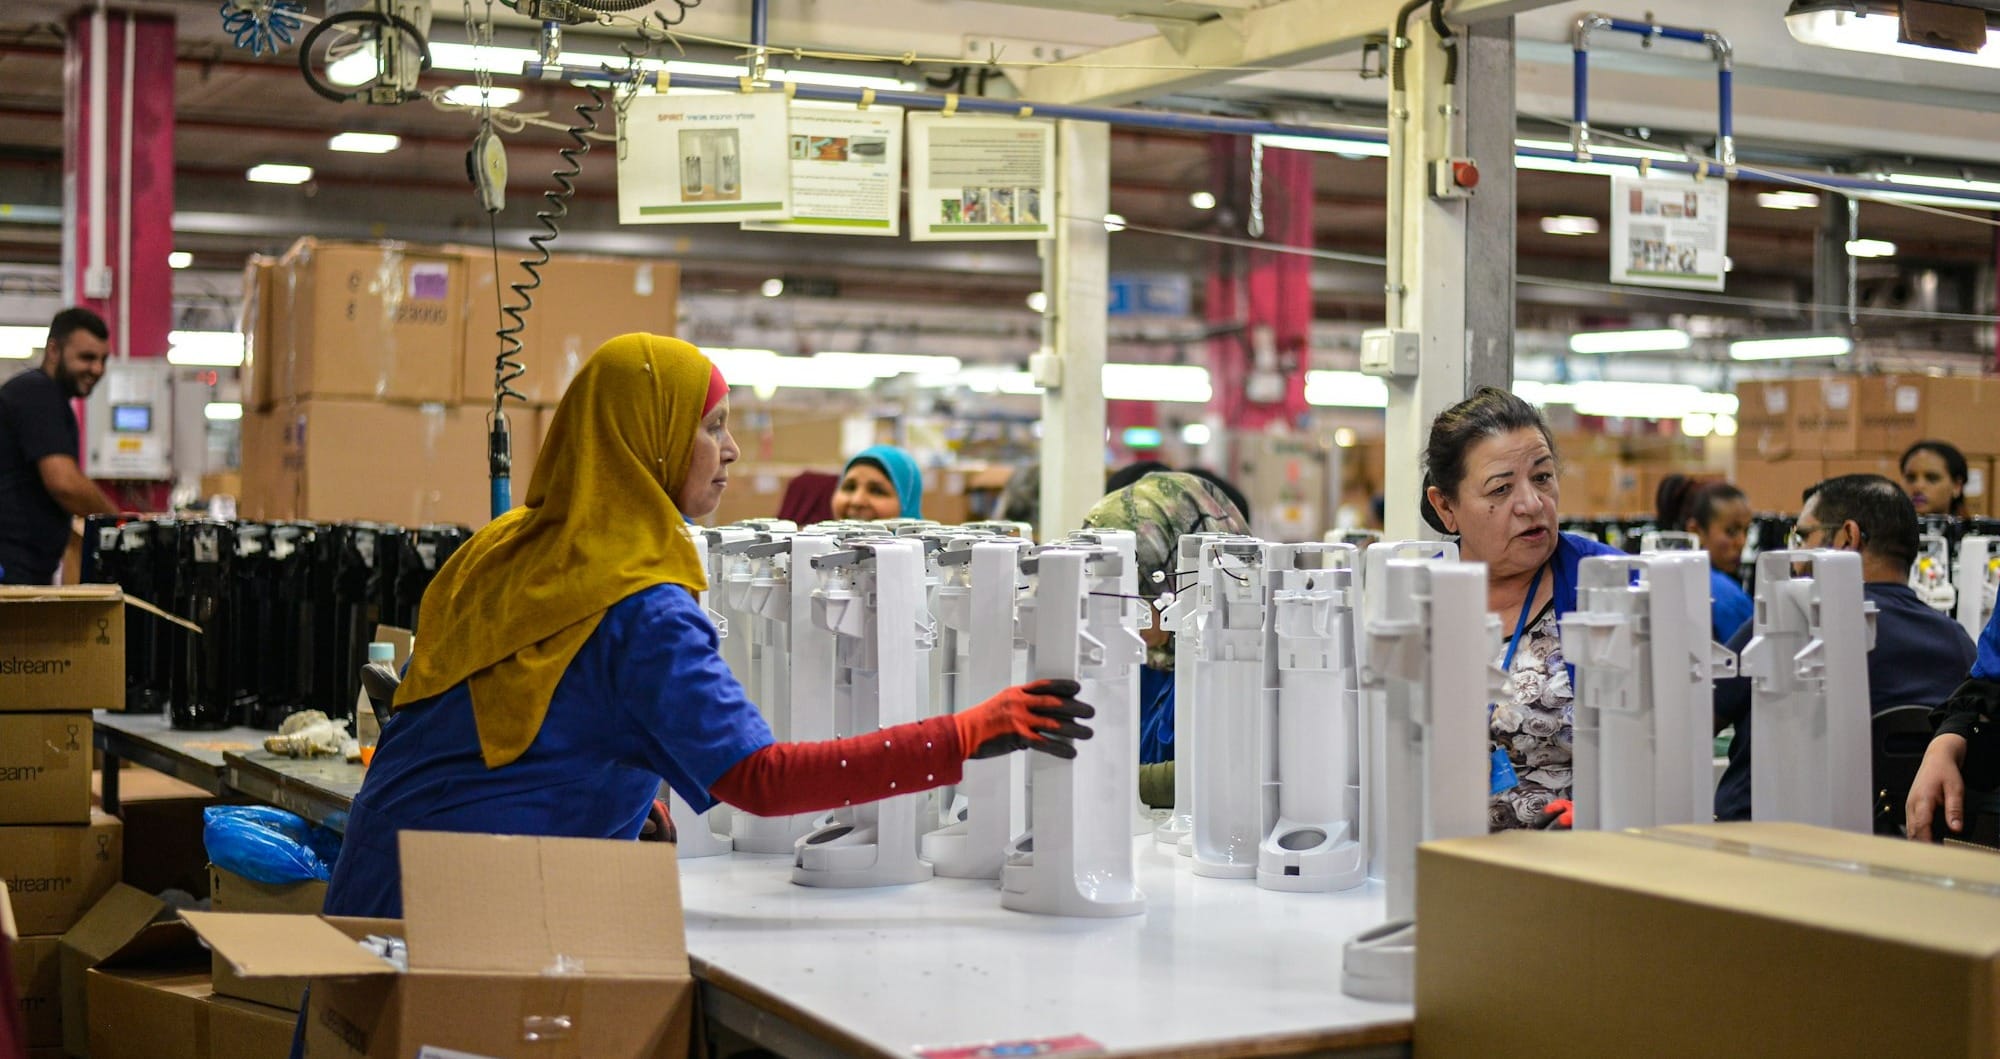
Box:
[907,113,1054,242]
[1610,173,1729,291]
[743,102,904,236]
[618,91,791,225]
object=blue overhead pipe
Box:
[1572,13,1734,167]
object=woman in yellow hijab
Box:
[322,335,1091,918]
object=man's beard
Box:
[54,360,90,399]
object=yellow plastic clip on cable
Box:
[942,93,960,116]
[1696,160,1710,181]
[858,87,875,110]
[655,70,670,92]
[739,75,755,93]
[784,80,798,99]
[1018,105,1034,119]
[1638,157,1651,178]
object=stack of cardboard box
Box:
[239,239,680,527]
[1,587,127,1056]
[1735,374,2000,515]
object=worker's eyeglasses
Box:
[1786,522,1821,549]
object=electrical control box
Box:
[85,358,173,480]
[1358,329,1420,378]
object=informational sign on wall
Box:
[618,91,791,225]
[744,103,904,237]
[907,113,1054,242]
[1610,174,1729,291]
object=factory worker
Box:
[1419,387,1625,831]
[834,444,923,520]
[1654,474,1755,642]
[1908,599,2000,842]
[1717,474,1973,826]
[322,335,1092,919]
[1080,471,1250,807]
[1901,439,1969,518]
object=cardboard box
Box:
[210,995,299,1059]
[58,883,175,1058]
[247,399,542,528]
[0,713,93,825]
[0,585,125,711]
[93,769,230,901]
[1733,379,1795,461]
[86,967,212,1059]
[13,933,61,1048]
[1733,456,1823,515]
[1792,375,1863,452]
[461,252,680,406]
[239,255,278,413]
[1855,374,2000,458]
[1,810,122,935]
[187,831,697,1059]
[276,238,463,405]
[208,863,327,1011]
[1417,823,2000,1059]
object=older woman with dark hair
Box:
[1420,386,1624,830]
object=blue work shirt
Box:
[1709,567,1753,645]
[1713,581,1975,821]
[323,584,774,918]
[1139,665,1173,766]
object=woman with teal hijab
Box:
[835,444,924,520]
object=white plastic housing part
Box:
[703,527,761,687]
[729,532,832,855]
[923,537,1030,879]
[1356,540,1457,884]
[1000,544,1145,917]
[793,538,936,887]
[1562,552,1737,832]
[1912,533,1957,613]
[1638,530,1700,553]
[1256,542,1366,893]
[1738,549,1877,833]
[1341,559,1498,1004]
[1064,528,1153,837]
[1155,532,1244,850]
[665,785,733,858]
[1956,536,1998,643]
[1192,538,1268,880]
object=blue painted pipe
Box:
[1605,17,1708,45]
[1572,48,1588,131]
[1718,68,1733,140]
[491,476,511,519]
[750,0,768,50]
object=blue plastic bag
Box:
[202,805,341,884]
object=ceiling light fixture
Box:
[1332,427,1359,448]
[1026,291,1049,313]
[1253,133,1391,159]
[1786,1,2000,69]
[1101,363,1212,403]
[1567,329,1692,355]
[813,352,962,376]
[167,251,193,270]
[1304,370,1391,409]
[328,132,401,154]
[1540,215,1601,236]
[165,330,246,367]
[1103,213,1128,233]
[246,163,314,185]
[760,277,784,298]
[441,85,522,107]
[1188,191,1217,210]
[1181,422,1212,445]
[204,402,244,422]
[0,325,41,360]
[1729,335,1855,360]
[1757,190,1821,210]
[1845,238,1897,257]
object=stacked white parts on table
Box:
[1913,533,1957,614]
[1065,528,1153,838]
[1738,549,1877,833]
[728,530,841,853]
[677,526,736,857]
[1192,537,1269,879]
[1000,540,1146,917]
[1561,552,1738,832]
[1156,532,1248,855]
[793,537,937,887]
[1637,530,1700,554]
[1355,540,1458,883]
[1256,542,1366,893]
[1341,553,1499,1004]
[1956,534,1998,643]
[922,536,1030,879]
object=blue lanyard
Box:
[1490,563,1548,796]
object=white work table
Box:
[677,837,1413,1059]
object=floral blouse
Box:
[1489,602,1572,831]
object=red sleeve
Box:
[708,714,965,816]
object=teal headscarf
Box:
[846,445,924,518]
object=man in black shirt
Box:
[1712,473,1976,823]
[0,307,118,584]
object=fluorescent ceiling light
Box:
[1568,329,1691,355]
[813,352,962,377]
[1729,335,1854,361]
[325,44,379,87]
[246,163,313,185]
[1332,427,1359,448]
[441,85,522,107]
[204,402,243,422]
[1026,291,1048,313]
[1786,3,2000,70]
[1304,370,1390,409]
[0,325,41,360]
[1888,171,2000,195]
[1103,213,1128,233]
[1102,363,1211,403]
[1180,422,1212,445]
[1681,411,1716,438]
[1757,190,1821,210]
[1189,191,1217,210]
[760,277,784,298]
[166,330,246,366]
[1253,133,1390,159]
[425,42,917,91]
[1865,187,2000,211]
[328,132,401,154]
[1514,137,1683,163]
[1540,215,1600,236]
[1846,238,1897,257]
[1513,379,1736,420]
[167,251,193,270]
[1714,412,1738,437]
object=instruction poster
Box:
[618,91,791,225]
[907,113,1054,242]
[1610,174,1728,291]
[744,102,904,237]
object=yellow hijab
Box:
[394,333,714,767]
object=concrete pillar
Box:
[1037,120,1111,540]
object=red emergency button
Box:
[1452,160,1480,189]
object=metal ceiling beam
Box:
[1021,0,1567,106]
